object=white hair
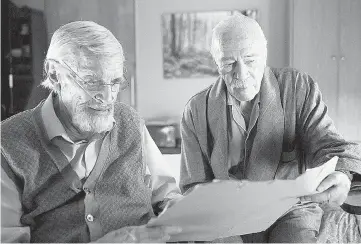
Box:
[42,21,124,91]
[210,14,267,60]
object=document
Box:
[148,157,338,242]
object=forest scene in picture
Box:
[162,10,258,79]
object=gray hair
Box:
[210,14,267,60]
[42,21,124,91]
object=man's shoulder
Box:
[113,102,144,130]
[270,66,317,94]
[184,84,214,112]
[271,66,305,83]
[114,102,140,119]
[1,109,39,155]
[1,109,35,134]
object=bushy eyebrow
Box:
[82,77,124,85]
[243,53,262,58]
[111,77,124,83]
[77,71,99,80]
[220,57,236,62]
[78,69,123,80]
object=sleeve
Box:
[1,163,31,242]
[142,125,182,212]
[179,104,214,193]
[295,72,361,175]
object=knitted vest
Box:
[1,102,154,242]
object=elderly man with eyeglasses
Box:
[1,21,182,243]
[180,14,361,242]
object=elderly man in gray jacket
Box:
[180,14,361,242]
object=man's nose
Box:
[234,60,249,80]
[95,85,115,104]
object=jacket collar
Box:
[207,67,284,180]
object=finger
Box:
[138,228,165,242]
[140,226,181,242]
[140,232,170,243]
[334,171,352,188]
[303,185,348,205]
[329,185,349,205]
[316,174,337,192]
[144,226,181,238]
[302,187,335,203]
[302,192,328,203]
[163,197,182,210]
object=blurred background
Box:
[1,0,361,180]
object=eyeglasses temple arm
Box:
[61,61,104,104]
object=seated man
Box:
[179,14,361,242]
[1,21,181,243]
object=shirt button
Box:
[86,214,94,222]
[83,188,91,194]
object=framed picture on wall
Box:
[161,9,258,79]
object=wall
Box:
[11,0,44,10]
[291,0,361,142]
[135,0,289,122]
[25,9,49,110]
[44,0,135,105]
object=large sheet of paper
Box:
[148,157,338,242]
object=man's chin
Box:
[230,87,257,102]
[92,116,114,133]
[74,112,114,134]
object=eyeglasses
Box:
[47,59,126,104]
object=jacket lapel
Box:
[207,77,230,179]
[247,67,284,181]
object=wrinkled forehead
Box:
[72,52,124,80]
[213,15,266,51]
[218,42,266,59]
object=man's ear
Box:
[46,61,61,88]
[43,60,62,94]
[48,64,58,84]
[48,71,56,80]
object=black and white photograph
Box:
[1,0,360,243]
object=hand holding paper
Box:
[293,156,339,196]
[300,158,351,205]
[148,157,338,242]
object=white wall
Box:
[135,0,289,122]
[44,0,135,106]
[163,154,181,184]
[11,0,45,10]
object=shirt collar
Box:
[41,93,74,142]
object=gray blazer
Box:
[180,67,361,192]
